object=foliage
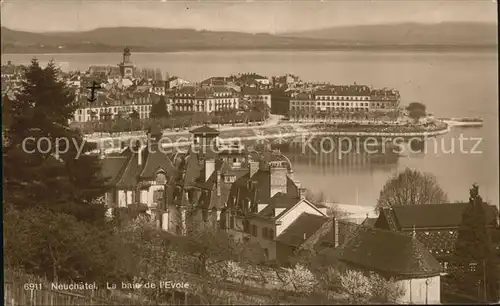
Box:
[339,270,404,304]
[406,102,427,122]
[339,270,373,303]
[377,167,448,210]
[150,95,169,119]
[130,109,140,120]
[3,59,108,223]
[305,189,327,204]
[280,264,319,295]
[2,93,13,129]
[368,272,405,303]
[75,109,267,134]
[185,223,265,276]
[447,184,499,303]
[4,207,116,283]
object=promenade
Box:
[86,115,451,153]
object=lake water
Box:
[3,50,499,208]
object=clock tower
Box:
[118,47,134,78]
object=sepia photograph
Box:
[1,0,499,304]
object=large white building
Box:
[289,85,400,115]
[242,87,272,109]
[172,85,240,113]
[70,92,155,123]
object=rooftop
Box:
[189,125,220,135]
[377,202,499,230]
[335,227,442,278]
[276,213,329,247]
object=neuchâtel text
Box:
[51,282,98,290]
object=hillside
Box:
[1,22,497,54]
[281,22,497,46]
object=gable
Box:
[276,200,327,236]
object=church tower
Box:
[118,47,134,78]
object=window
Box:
[153,190,164,204]
[230,216,234,229]
[252,225,258,237]
[262,228,267,238]
[269,229,274,240]
[243,220,250,233]
[156,172,167,184]
[469,263,478,272]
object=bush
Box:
[339,270,404,304]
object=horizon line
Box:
[2,20,497,35]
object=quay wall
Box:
[87,123,451,152]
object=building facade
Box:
[100,125,248,235]
[222,150,328,261]
[374,203,500,273]
[316,226,442,304]
[172,85,239,113]
[289,85,400,116]
[71,92,155,122]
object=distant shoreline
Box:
[2,45,497,55]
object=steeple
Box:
[123,46,131,63]
[118,46,134,78]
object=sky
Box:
[1,0,497,34]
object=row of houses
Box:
[99,125,500,304]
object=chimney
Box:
[333,217,339,248]
[249,160,259,178]
[138,145,143,166]
[205,159,215,182]
[216,170,221,196]
[299,188,306,200]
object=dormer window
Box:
[156,171,167,184]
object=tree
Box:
[447,184,499,303]
[280,264,319,295]
[3,59,108,223]
[376,168,448,211]
[305,189,327,205]
[2,94,13,130]
[150,95,169,119]
[4,207,116,283]
[406,102,426,123]
[339,270,403,304]
[130,109,140,121]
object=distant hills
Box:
[1,22,497,54]
[281,22,497,46]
